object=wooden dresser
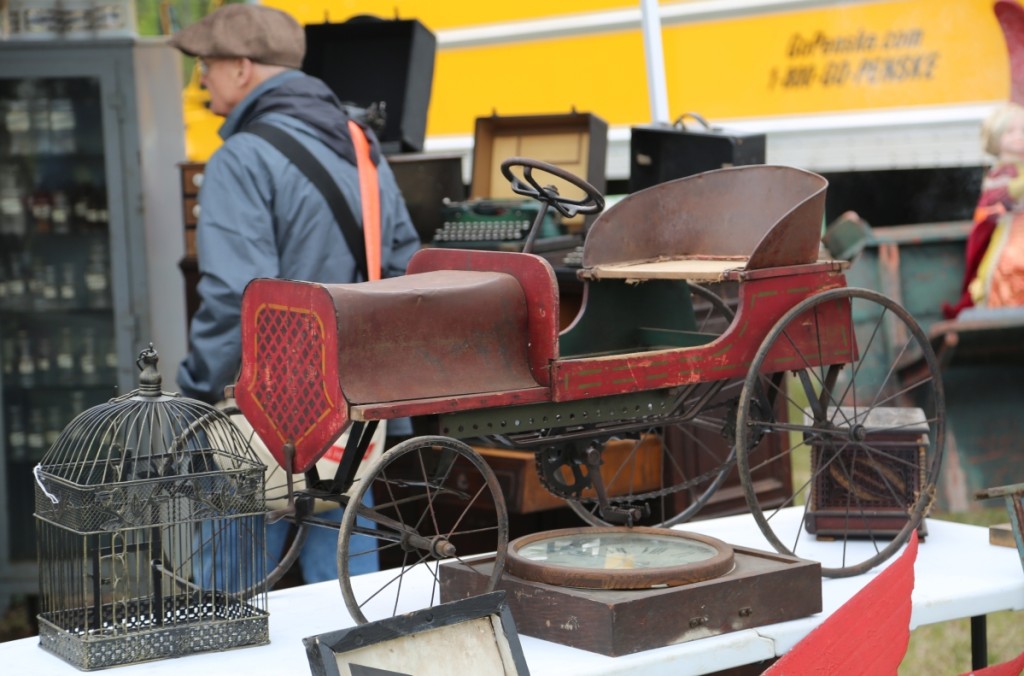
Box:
[178,162,204,326]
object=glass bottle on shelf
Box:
[41,264,59,310]
[79,327,98,386]
[49,81,76,155]
[84,240,110,309]
[84,188,101,230]
[55,327,76,383]
[6,253,28,310]
[27,80,52,156]
[7,405,27,462]
[2,83,32,156]
[16,330,35,389]
[27,258,44,311]
[35,336,53,386]
[2,336,16,384]
[74,185,109,233]
[0,164,27,237]
[30,188,52,234]
[97,192,109,227]
[72,187,90,231]
[59,262,78,308]
[51,190,71,235]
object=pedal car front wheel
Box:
[337,436,509,624]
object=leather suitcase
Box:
[629,113,765,193]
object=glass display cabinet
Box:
[0,37,187,613]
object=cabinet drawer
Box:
[183,197,200,225]
[180,162,206,196]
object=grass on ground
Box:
[899,507,1021,675]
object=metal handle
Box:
[34,465,59,504]
[674,112,713,130]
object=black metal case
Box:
[629,114,765,193]
[303,17,437,154]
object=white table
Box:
[3,509,1022,676]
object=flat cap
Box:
[169,4,305,69]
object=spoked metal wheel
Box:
[261,455,335,587]
[191,404,324,595]
[565,282,740,527]
[736,287,944,577]
[337,436,509,624]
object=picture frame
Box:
[303,591,530,676]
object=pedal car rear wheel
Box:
[736,287,944,577]
[337,436,509,624]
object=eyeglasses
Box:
[197,59,210,76]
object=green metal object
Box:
[843,221,970,337]
[839,221,1024,512]
[438,389,680,440]
[975,483,1024,574]
[559,279,704,357]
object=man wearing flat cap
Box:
[172,4,419,586]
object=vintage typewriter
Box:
[432,198,581,252]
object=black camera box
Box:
[629,116,765,193]
[303,17,437,154]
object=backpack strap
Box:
[245,121,379,281]
[348,120,382,281]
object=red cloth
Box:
[944,163,1022,318]
[764,532,918,675]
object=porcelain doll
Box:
[944,102,1024,317]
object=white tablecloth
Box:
[2,509,1022,676]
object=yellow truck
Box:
[389,0,1005,181]
[187,0,1009,183]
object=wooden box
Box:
[806,406,929,537]
[470,112,607,232]
[465,435,663,514]
[439,546,821,657]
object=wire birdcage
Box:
[33,346,269,670]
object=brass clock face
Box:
[505,527,735,590]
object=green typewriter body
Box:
[433,199,579,252]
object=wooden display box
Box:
[467,435,662,514]
[470,112,607,232]
[439,546,821,657]
[806,407,929,537]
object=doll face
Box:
[1000,112,1024,161]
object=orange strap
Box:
[347,120,381,281]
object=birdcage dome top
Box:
[35,346,263,486]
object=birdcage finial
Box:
[136,343,162,395]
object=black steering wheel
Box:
[500,157,605,219]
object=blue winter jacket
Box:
[177,70,421,411]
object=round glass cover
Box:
[506,526,735,589]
